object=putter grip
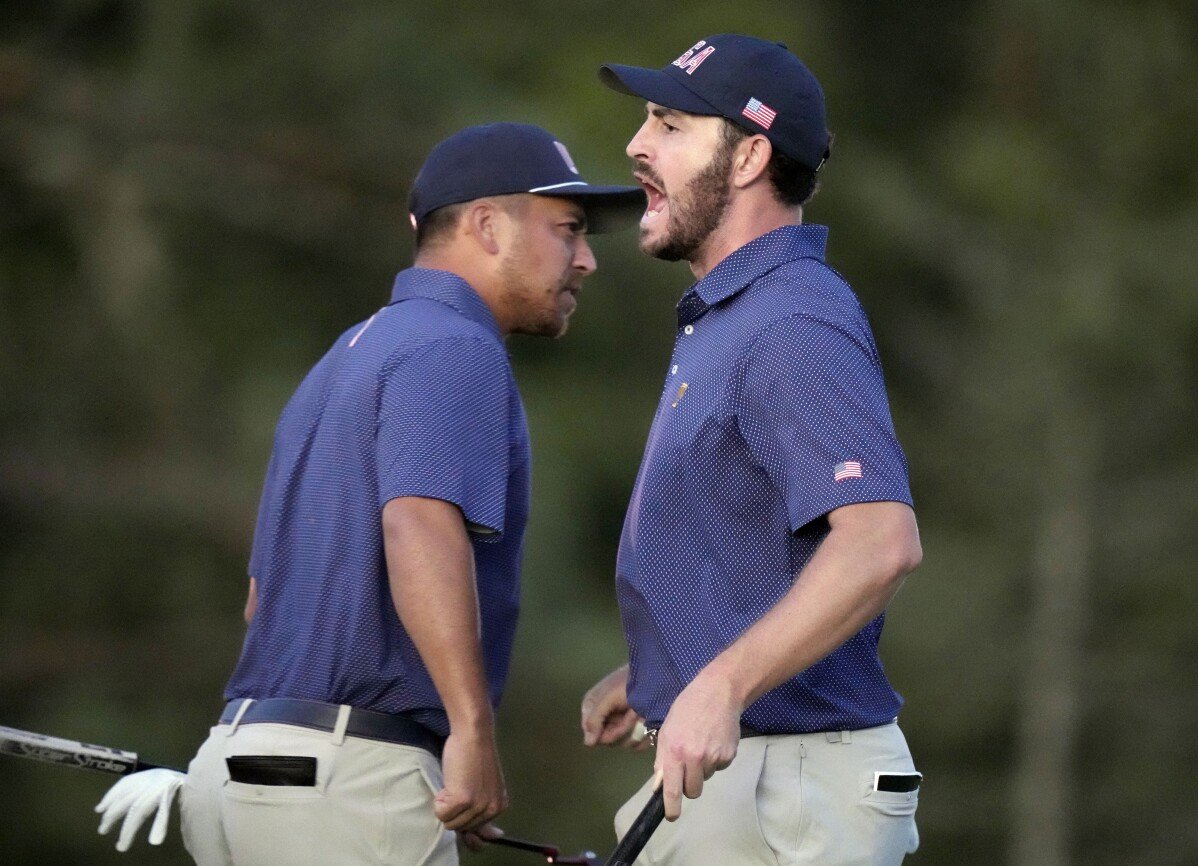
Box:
[605,786,665,866]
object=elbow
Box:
[895,534,923,578]
[825,502,922,590]
[881,525,922,587]
[861,509,921,590]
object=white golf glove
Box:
[95,768,186,852]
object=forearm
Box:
[383,496,493,733]
[704,501,922,710]
[244,577,258,623]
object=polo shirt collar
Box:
[679,224,829,324]
[389,267,502,338]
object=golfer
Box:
[94,122,642,866]
[580,35,924,865]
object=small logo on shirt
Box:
[833,460,863,482]
[671,382,689,408]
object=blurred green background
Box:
[2,1,1196,863]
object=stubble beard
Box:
[641,143,735,263]
[498,251,572,339]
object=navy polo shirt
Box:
[225,268,531,737]
[616,225,913,733]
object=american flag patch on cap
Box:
[834,461,863,482]
[742,97,778,129]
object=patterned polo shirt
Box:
[616,225,913,733]
[225,268,531,737]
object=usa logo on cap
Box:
[672,40,715,75]
[554,141,580,175]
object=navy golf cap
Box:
[408,123,645,234]
[600,34,831,171]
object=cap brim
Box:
[599,64,722,116]
[532,183,647,234]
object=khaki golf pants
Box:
[179,711,456,866]
[615,722,920,866]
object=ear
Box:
[731,135,773,190]
[462,200,504,256]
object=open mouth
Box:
[634,172,667,218]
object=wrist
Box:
[699,652,752,711]
[447,708,496,740]
[607,663,631,691]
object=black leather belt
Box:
[644,723,764,747]
[644,722,889,745]
[220,699,445,758]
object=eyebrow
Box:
[647,105,680,121]
[564,206,587,231]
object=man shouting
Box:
[581,35,924,865]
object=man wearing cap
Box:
[579,36,924,864]
[90,123,642,866]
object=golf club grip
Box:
[605,786,664,866]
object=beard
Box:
[498,248,575,339]
[640,142,735,262]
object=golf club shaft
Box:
[605,786,664,866]
[486,835,560,857]
[0,725,152,775]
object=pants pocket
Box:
[377,745,454,866]
[859,771,920,855]
[640,740,780,866]
[221,738,334,803]
[216,728,342,865]
[226,755,318,786]
[793,724,921,864]
[861,783,919,818]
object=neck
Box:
[414,249,511,336]
[687,196,802,280]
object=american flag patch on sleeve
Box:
[833,461,863,482]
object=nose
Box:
[626,116,652,162]
[574,236,597,276]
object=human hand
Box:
[654,670,741,821]
[434,730,508,832]
[458,822,504,853]
[95,768,186,852]
[581,664,644,749]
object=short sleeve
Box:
[734,314,912,532]
[376,336,512,535]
